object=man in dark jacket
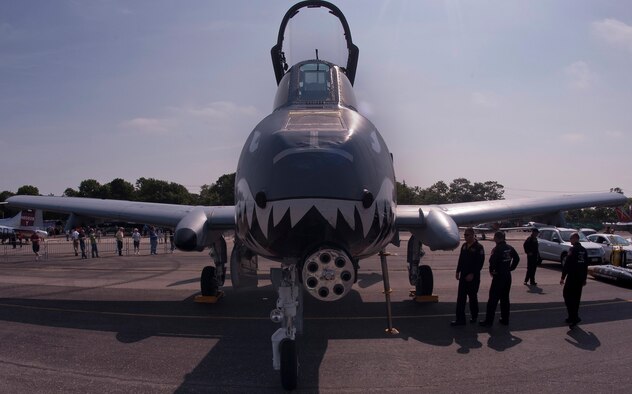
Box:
[480,231,520,327]
[560,232,588,328]
[451,228,485,326]
[523,228,540,286]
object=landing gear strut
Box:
[379,250,398,334]
[406,235,434,297]
[200,237,227,297]
[270,264,301,391]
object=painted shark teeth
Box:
[236,178,394,239]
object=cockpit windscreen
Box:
[298,63,331,101]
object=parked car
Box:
[586,233,632,262]
[537,227,605,266]
[521,222,548,231]
[578,228,597,237]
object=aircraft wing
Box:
[396,192,628,251]
[460,225,523,232]
[5,195,235,250]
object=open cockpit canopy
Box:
[271,1,359,86]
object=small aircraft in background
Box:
[467,222,519,240]
[5,1,628,390]
[603,207,632,233]
[604,205,632,232]
[464,221,546,240]
[0,208,48,243]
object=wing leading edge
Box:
[5,195,235,250]
[396,192,628,251]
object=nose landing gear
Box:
[270,264,301,390]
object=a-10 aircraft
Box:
[6,1,628,390]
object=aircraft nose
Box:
[266,150,362,201]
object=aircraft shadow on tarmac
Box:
[0,286,630,390]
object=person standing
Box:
[560,232,588,328]
[115,227,124,256]
[10,232,17,249]
[71,228,80,256]
[89,229,99,258]
[78,229,88,259]
[149,226,158,255]
[30,231,42,261]
[451,228,485,326]
[523,228,540,286]
[169,230,175,253]
[131,228,141,255]
[480,231,520,327]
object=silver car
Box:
[587,233,632,262]
[578,228,597,237]
[537,227,605,266]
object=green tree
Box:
[107,178,136,201]
[473,181,504,201]
[16,185,39,195]
[421,181,450,204]
[63,188,79,197]
[0,190,17,218]
[396,181,419,205]
[0,190,15,202]
[135,177,194,204]
[447,178,474,203]
[78,179,103,198]
[610,187,624,194]
[200,173,236,205]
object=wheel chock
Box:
[414,295,439,303]
[194,291,224,303]
[409,290,438,302]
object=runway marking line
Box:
[1,298,630,321]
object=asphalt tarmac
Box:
[1,233,632,393]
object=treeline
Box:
[397,178,504,204]
[59,175,236,206]
[0,174,235,218]
[1,175,629,225]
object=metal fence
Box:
[1,236,176,261]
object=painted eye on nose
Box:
[255,191,267,208]
[362,189,374,208]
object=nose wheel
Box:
[271,265,301,390]
[280,338,298,390]
[200,266,219,296]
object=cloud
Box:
[560,133,586,143]
[171,101,260,120]
[121,117,172,134]
[564,61,597,90]
[605,130,625,138]
[471,91,500,108]
[592,18,632,52]
[120,101,263,136]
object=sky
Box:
[1,0,631,200]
